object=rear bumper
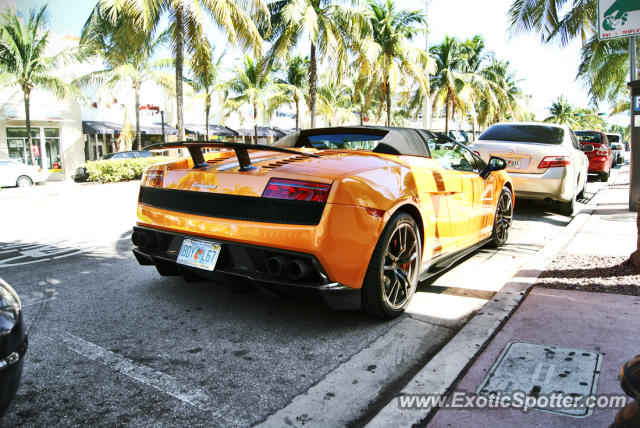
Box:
[136,202,385,289]
[131,226,362,310]
[587,158,610,173]
[508,167,572,202]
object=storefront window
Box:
[5,127,61,170]
[44,128,61,170]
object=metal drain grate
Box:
[476,341,602,417]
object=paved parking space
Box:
[0,178,604,426]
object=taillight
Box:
[262,178,331,202]
[142,169,164,188]
[596,146,608,156]
[537,156,571,169]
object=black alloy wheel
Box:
[362,213,421,318]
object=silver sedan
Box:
[470,122,589,216]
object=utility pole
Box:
[161,110,166,143]
[421,0,432,130]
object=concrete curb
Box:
[365,177,616,427]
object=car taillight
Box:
[142,170,164,188]
[537,156,571,169]
[262,178,331,202]
[596,146,608,156]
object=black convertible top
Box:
[274,126,436,158]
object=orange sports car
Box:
[132,127,513,318]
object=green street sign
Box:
[598,0,640,40]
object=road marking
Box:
[49,332,233,424]
[255,317,453,427]
[21,297,57,307]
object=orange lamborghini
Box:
[132,127,513,318]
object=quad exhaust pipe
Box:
[267,256,312,281]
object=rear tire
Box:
[16,176,33,187]
[600,171,609,182]
[558,197,575,216]
[361,213,421,319]
[577,176,587,199]
[489,187,513,247]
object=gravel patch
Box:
[536,252,640,295]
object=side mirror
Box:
[480,156,507,179]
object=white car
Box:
[0,159,47,187]
[471,122,589,216]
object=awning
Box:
[237,127,287,137]
[82,121,121,135]
[143,123,178,135]
[184,123,239,136]
[82,121,178,135]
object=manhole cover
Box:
[476,341,602,417]
[602,213,637,222]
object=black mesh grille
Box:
[139,187,326,225]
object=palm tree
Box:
[188,44,225,140]
[479,58,527,126]
[363,0,432,127]
[77,4,174,150]
[316,75,352,126]
[100,0,266,141]
[276,55,308,131]
[578,35,630,104]
[223,56,283,143]
[263,0,362,128]
[0,5,84,167]
[544,96,578,127]
[430,36,472,134]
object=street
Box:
[0,174,613,426]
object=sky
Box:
[6,0,630,126]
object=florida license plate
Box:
[506,158,521,169]
[176,239,221,271]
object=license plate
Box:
[505,158,521,169]
[176,239,221,271]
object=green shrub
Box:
[85,157,174,183]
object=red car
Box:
[574,130,613,182]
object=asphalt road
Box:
[0,171,613,427]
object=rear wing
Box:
[146,141,318,171]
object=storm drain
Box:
[476,341,602,417]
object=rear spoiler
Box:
[146,141,318,171]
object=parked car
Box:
[470,122,589,216]
[610,142,624,165]
[606,133,625,165]
[0,278,27,419]
[574,130,613,182]
[0,159,46,188]
[131,127,513,318]
[73,150,154,182]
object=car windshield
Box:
[305,133,385,150]
[479,124,564,145]
[574,131,604,143]
[606,134,620,143]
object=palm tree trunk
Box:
[385,77,391,127]
[309,42,317,128]
[175,3,185,141]
[253,103,258,144]
[359,110,363,126]
[134,82,141,150]
[23,87,36,166]
[445,99,449,135]
[295,96,300,131]
[205,92,211,141]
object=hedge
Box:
[85,157,174,183]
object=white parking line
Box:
[48,333,233,424]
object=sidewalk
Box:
[368,164,639,427]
